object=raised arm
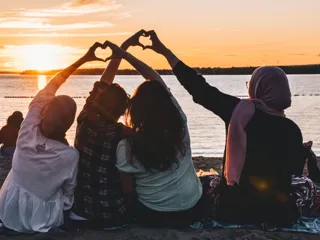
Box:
[144,31,240,123]
[42,42,106,96]
[103,40,166,87]
[100,30,147,85]
[24,42,105,126]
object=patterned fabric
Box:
[311,183,320,216]
[195,174,319,231]
[291,176,317,215]
[73,81,131,226]
[199,175,316,217]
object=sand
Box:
[0,156,319,240]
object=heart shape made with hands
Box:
[94,45,113,62]
[138,34,152,49]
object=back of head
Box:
[7,111,24,128]
[91,83,129,122]
[126,81,186,171]
[41,95,77,142]
[248,66,291,111]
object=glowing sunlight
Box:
[37,75,47,91]
[18,44,71,71]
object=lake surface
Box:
[1,74,320,157]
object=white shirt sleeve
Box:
[22,73,67,127]
[61,150,79,211]
[116,139,142,173]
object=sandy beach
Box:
[0,156,319,239]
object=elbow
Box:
[192,95,205,105]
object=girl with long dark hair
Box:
[103,41,204,228]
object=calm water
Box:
[1,74,320,157]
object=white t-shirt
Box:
[116,90,202,212]
[0,73,79,233]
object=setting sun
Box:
[18,44,70,71]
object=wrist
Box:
[121,42,130,50]
[161,47,171,56]
[162,49,180,68]
[79,56,88,64]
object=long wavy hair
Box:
[126,80,186,172]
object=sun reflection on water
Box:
[37,75,47,91]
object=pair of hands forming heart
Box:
[122,29,168,55]
[83,30,167,62]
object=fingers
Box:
[95,57,106,62]
[137,29,147,36]
[146,30,156,37]
[104,57,112,62]
[143,45,153,51]
[102,40,111,48]
[137,42,145,49]
[91,42,104,50]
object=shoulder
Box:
[283,117,302,137]
[60,147,80,164]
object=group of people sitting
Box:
[0,30,319,233]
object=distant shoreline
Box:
[1,64,320,76]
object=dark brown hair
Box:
[93,83,129,122]
[126,81,186,171]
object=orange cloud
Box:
[0,0,127,37]
[0,18,113,30]
[21,0,121,17]
[68,0,109,8]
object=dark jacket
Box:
[173,61,306,226]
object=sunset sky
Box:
[0,0,319,71]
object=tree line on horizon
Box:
[19,64,320,76]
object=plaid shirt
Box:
[73,81,131,226]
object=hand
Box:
[122,29,148,49]
[82,42,106,62]
[143,30,168,55]
[103,40,127,61]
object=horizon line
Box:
[0,62,318,74]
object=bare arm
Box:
[143,31,179,69]
[100,30,147,85]
[24,42,106,126]
[40,42,106,97]
[143,31,240,122]
[99,43,130,85]
[123,52,165,85]
[103,40,166,87]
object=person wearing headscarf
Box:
[143,30,316,226]
[0,42,105,233]
[0,111,24,156]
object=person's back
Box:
[0,72,79,233]
[142,32,316,227]
[116,80,203,228]
[244,110,305,185]
[215,109,305,226]
[0,45,106,232]
[117,128,201,212]
[72,81,131,227]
